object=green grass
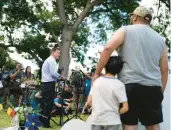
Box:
[0,96,88,130]
[0,111,88,130]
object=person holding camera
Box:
[9,63,23,80]
[9,63,24,107]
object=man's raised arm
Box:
[93,28,125,82]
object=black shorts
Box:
[121,83,163,126]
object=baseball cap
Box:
[131,6,153,22]
[57,92,62,96]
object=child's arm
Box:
[120,102,129,114]
[87,86,93,106]
[82,94,92,114]
[86,94,92,106]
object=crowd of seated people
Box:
[0,63,37,107]
[34,81,73,116]
[0,62,94,118]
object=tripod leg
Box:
[50,118,60,126]
[77,115,83,120]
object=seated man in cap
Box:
[63,82,73,103]
[53,92,71,115]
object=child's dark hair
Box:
[105,56,124,75]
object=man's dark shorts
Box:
[121,83,163,126]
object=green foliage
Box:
[152,2,171,59]
[0,47,16,70]
[19,34,50,60]
[0,47,8,69]
[71,21,90,64]
[0,0,141,67]
[0,35,4,41]
[0,0,37,28]
[5,58,16,70]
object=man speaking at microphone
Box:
[40,45,65,128]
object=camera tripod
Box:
[69,86,83,120]
[49,79,70,126]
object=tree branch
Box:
[103,3,115,16]
[71,46,80,59]
[52,32,62,49]
[160,0,170,9]
[5,27,14,46]
[0,43,20,49]
[157,0,161,16]
[73,0,105,31]
[73,10,79,18]
[89,8,110,15]
[29,50,41,62]
[37,19,62,49]
[31,26,41,35]
[57,0,68,25]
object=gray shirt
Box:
[41,55,61,82]
[118,24,165,87]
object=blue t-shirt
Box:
[9,69,23,80]
[84,78,92,97]
[54,98,66,105]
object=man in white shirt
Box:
[40,46,64,128]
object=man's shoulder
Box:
[123,24,143,31]
[124,24,149,30]
[43,58,48,64]
[54,98,58,102]
[10,69,15,72]
[9,69,15,74]
[46,56,52,61]
[43,56,52,65]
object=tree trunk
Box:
[59,27,73,77]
